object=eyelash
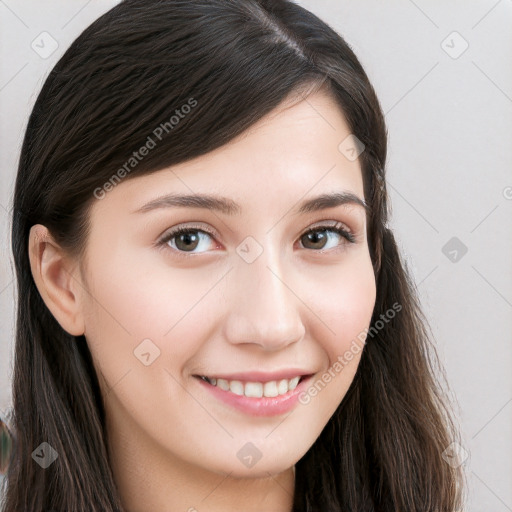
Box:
[157,222,356,259]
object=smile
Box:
[193,373,314,417]
[197,375,303,398]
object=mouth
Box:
[193,374,312,399]
[193,372,315,416]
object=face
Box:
[77,88,376,478]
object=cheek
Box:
[295,260,375,419]
[305,254,376,363]
[284,260,375,447]
[332,269,375,345]
[80,246,222,377]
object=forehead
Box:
[91,89,365,217]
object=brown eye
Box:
[157,222,356,260]
[300,225,355,251]
[174,230,201,252]
[159,227,216,255]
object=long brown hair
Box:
[2,0,465,510]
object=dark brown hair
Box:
[3,0,465,510]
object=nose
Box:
[222,246,306,352]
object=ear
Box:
[28,224,85,336]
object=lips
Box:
[194,372,315,416]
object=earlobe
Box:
[28,224,85,336]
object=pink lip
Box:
[194,374,314,417]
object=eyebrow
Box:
[132,191,370,216]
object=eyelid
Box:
[305,219,351,232]
[157,222,218,245]
[301,220,356,245]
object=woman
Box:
[2,0,465,510]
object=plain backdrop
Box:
[0,1,511,510]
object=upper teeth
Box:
[201,376,301,398]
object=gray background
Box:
[1,1,511,510]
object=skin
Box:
[29,88,376,512]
